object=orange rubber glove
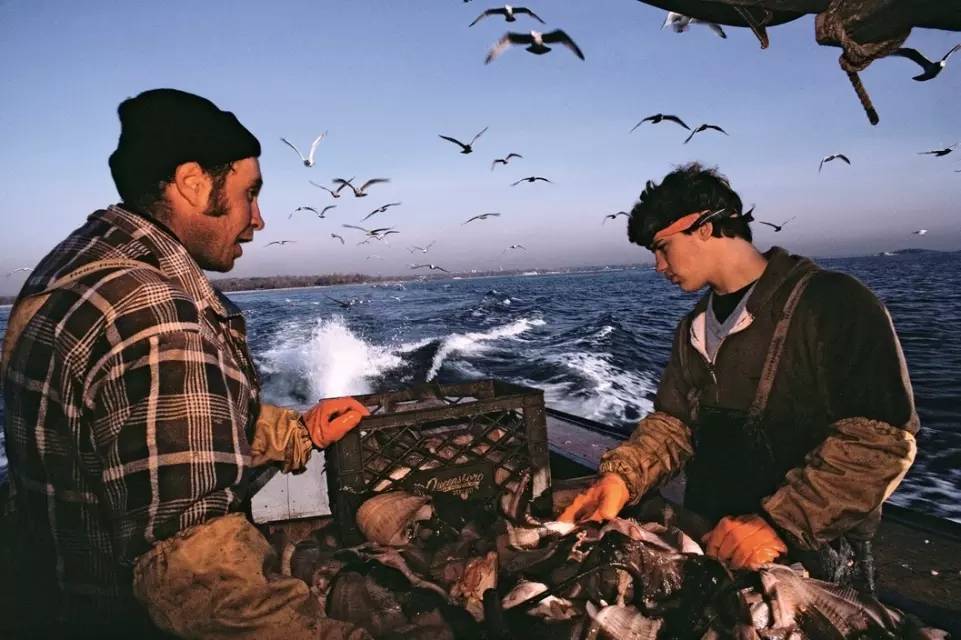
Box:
[703,514,788,570]
[302,397,371,449]
[557,473,630,523]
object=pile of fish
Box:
[273,489,948,639]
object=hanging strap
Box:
[748,270,817,421]
[1,259,161,385]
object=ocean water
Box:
[1,251,959,522]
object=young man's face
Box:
[651,230,709,292]
[188,157,264,272]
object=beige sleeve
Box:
[761,417,917,550]
[250,403,314,473]
[598,411,694,504]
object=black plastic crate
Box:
[325,379,552,545]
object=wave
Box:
[425,317,546,381]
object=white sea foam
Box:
[426,317,546,381]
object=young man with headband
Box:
[559,162,918,591]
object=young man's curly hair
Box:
[627,162,751,249]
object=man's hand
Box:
[703,514,787,570]
[557,473,630,523]
[302,397,371,449]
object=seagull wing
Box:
[360,178,389,191]
[342,224,371,233]
[321,205,337,215]
[470,126,489,146]
[543,30,585,60]
[307,131,327,164]
[781,216,797,226]
[533,176,552,183]
[436,266,449,272]
[818,158,826,172]
[889,47,932,69]
[942,43,961,62]
[362,210,379,222]
[757,221,779,229]
[486,33,529,64]
[706,22,727,38]
[515,8,546,24]
[663,115,690,130]
[837,154,851,165]
[505,153,522,160]
[331,233,344,244]
[439,134,469,151]
[510,178,524,186]
[683,128,698,144]
[280,137,306,163]
[411,264,429,269]
[310,180,335,194]
[705,124,728,135]
[469,8,500,27]
[491,159,504,170]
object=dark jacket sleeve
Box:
[762,272,918,550]
[599,322,695,503]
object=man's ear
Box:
[171,161,212,209]
[697,222,714,241]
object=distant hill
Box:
[875,248,961,256]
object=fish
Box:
[356,491,433,546]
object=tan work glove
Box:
[303,396,371,449]
[557,473,630,523]
[250,403,313,473]
[703,514,788,570]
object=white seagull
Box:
[662,12,726,39]
[411,264,450,273]
[333,177,390,198]
[463,213,501,225]
[280,132,326,167]
[913,229,928,235]
[408,242,436,254]
[486,30,585,64]
[470,5,545,27]
[4,267,32,277]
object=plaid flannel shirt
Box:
[2,205,260,620]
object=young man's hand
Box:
[557,473,630,523]
[703,514,787,570]
[302,397,371,449]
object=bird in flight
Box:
[511,176,552,186]
[439,127,489,154]
[409,242,436,254]
[662,12,726,39]
[470,5,545,27]
[290,205,336,219]
[486,30,585,64]
[463,213,501,225]
[310,181,344,198]
[503,244,527,253]
[4,267,32,277]
[889,44,960,81]
[362,202,402,222]
[342,224,397,239]
[630,114,690,132]
[265,240,296,247]
[411,264,449,272]
[819,154,851,172]
[324,295,357,309]
[918,145,957,157]
[913,229,928,235]
[333,177,390,197]
[756,217,796,233]
[330,233,345,245]
[280,132,326,167]
[491,153,523,170]
[684,124,728,144]
[603,211,629,224]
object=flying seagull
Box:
[470,5,545,27]
[756,217,796,233]
[503,243,527,252]
[889,44,961,81]
[662,12,726,39]
[280,132,326,167]
[290,205,336,219]
[819,154,851,172]
[324,295,357,309]
[485,30,585,64]
[511,176,552,186]
[463,213,501,225]
[603,211,629,224]
[333,177,390,197]
[330,233,345,244]
[4,267,32,277]
[411,264,450,272]
[913,229,928,235]
[362,202,402,222]
[342,224,397,239]
[918,145,957,157]
[491,153,523,170]
[265,240,296,247]
[409,241,436,254]
[310,180,343,198]
[684,124,728,144]
[439,127,489,154]
[630,114,690,132]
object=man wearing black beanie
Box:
[1,89,370,639]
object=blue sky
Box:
[1,1,959,294]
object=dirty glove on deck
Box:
[304,397,371,449]
[250,403,314,473]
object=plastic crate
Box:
[325,379,552,545]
